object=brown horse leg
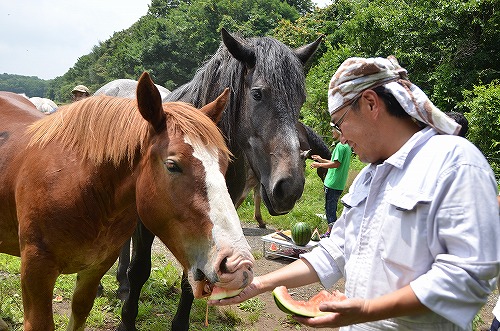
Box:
[67,263,114,331]
[253,188,266,228]
[20,248,59,331]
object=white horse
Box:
[94,79,171,101]
[29,97,58,114]
[18,94,58,114]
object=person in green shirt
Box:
[310,130,352,237]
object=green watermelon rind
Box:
[272,287,331,317]
[208,288,243,300]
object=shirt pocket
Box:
[380,190,433,275]
[341,187,368,209]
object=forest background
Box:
[1,0,499,179]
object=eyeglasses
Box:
[330,106,351,134]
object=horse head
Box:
[220,28,322,215]
[134,72,254,298]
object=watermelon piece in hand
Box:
[208,287,243,300]
[272,286,346,317]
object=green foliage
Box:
[42,0,304,102]
[0,73,50,98]
[461,80,500,179]
[293,0,499,161]
[301,43,356,143]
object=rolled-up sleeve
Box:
[301,239,344,289]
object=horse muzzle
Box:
[190,250,254,299]
[260,176,304,216]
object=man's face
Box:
[330,92,379,164]
[72,91,88,102]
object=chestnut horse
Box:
[0,72,254,331]
[116,28,322,331]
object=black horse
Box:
[116,28,322,331]
[235,122,332,228]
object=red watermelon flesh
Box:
[272,286,347,317]
[208,286,243,300]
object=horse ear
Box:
[294,35,323,65]
[136,72,166,133]
[221,28,256,69]
[199,88,229,124]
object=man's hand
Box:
[208,278,263,306]
[293,297,369,328]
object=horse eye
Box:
[164,159,182,173]
[251,88,262,101]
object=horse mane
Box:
[167,34,306,146]
[27,95,229,167]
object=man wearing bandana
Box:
[210,56,500,330]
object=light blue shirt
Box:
[302,127,500,330]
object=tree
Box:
[295,0,499,150]
[462,80,500,180]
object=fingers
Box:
[293,313,339,327]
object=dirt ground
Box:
[236,223,343,331]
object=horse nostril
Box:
[219,256,229,274]
[194,268,205,281]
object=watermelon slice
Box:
[208,287,243,300]
[272,286,346,317]
[310,228,321,241]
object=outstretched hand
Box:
[208,278,264,306]
[293,297,369,328]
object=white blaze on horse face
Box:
[184,136,250,252]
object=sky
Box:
[0,0,331,80]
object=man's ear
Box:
[361,89,380,118]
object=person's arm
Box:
[310,154,340,169]
[208,258,320,306]
[294,285,429,328]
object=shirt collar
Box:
[384,126,436,169]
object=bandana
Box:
[328,56,460,135]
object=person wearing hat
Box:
[71,85,90,102]
[209,56,500,330]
